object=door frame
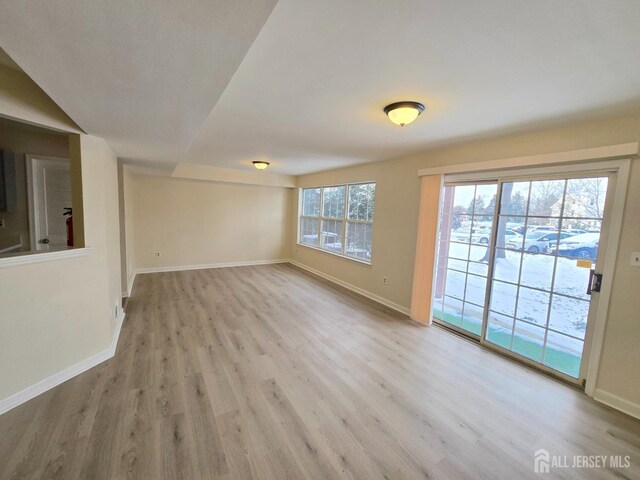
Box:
[434,158,631,395]
[25,154,70,251]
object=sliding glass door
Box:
[433,172,612,383]
[433,182,497,337]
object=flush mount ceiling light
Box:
[384,101,425,127]
[252,161,270,170]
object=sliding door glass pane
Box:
[433,182,497,336]
[512,321,545,362]
[528,179,565,217]
[564,177,608,219]
[442,296,464,328]
[544,331,584,377]
[485,176,608,378]
[520,253,554,290]
[461,303,483,335]
[486,311,514,350]
[435,175,609,380]
[489,280,518,317]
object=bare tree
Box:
[480,183,513,261]
[565,178,607,218]
[529,180,564,219]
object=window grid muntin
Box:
[299,182,375,263]
[484,176,608,377]
[434,182,498,335]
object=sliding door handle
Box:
[587,269,603,295]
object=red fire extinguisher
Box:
[64,207,73,247]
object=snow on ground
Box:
[434,242,590,357]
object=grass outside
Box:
[433,309,581,378]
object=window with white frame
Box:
[298,182,375,262]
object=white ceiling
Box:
[0,0,278,164]
[2,1,640,175]
[0,48,20,71]
[184,0,640,174]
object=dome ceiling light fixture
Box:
[383,101,425,127]
[252,160,270,170]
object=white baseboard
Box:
[122,271,137,298]
[0,311,126,416]
[111,309,126,352]
[594,388,640,420]
[123,259,287,296]
[6,259,637,422]
[136,258,289,274]
[135,259,409,316]
[288,260,410,316]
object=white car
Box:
[509,231,574,253]
[550,233,600,260]
[451,227,483,242]
[563,228,587,236]
[451,227,523,245]
[473,229,523,246]
[528,225,557,234]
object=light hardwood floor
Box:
[1,263,639,479]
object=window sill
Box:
[296,243,372,266]
[0,247,93,269]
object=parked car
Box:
[511,225,556,235]
[529,225,557,233]
[519,231,575,253]
[474,229,522,245]
[549,233,600,260]
[470,228,492,244]
[451,226,489,242]
[562,228,587,235]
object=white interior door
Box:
[28,156,71,251]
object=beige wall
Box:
[0,134,121,402]
[0,124,69,252]
[598,159,640,404]
[0,64,80,133]
[292,113,640,407]
[132,175,291,270]
[83,136,122,333]
[0,64,121,405]
[118,163,136,296]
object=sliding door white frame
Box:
[434,158,631,395]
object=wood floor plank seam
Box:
[0,263,639,480]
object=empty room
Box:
[1,1,640,479]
